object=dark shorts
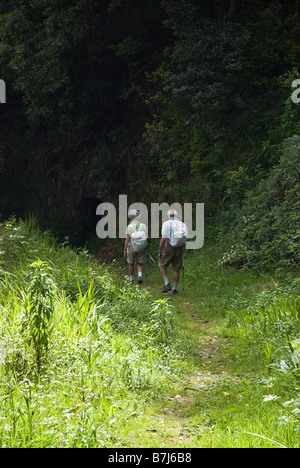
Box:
[159,243,184,272]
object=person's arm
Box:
[124,234,130,257]
[158,237,166,259]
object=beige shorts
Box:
[159,243,184,272]
[127,244,146,264]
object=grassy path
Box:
[120,300,231,447]
[0,222,297,448]
[115,249,278,448]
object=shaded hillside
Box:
[0,0,299,265]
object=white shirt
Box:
[161,218,188,240]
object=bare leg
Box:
[172,270,180,293]
[160,267,171,292]
[173,271,180,284]
[137,263,143,284]
[160,267,168,278]
[129,264,134,277]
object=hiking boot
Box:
[173,289,179,295]
[138,278,143,285]
[161,283,171,293]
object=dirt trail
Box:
[95,248,234,447]
[122,295,231,448]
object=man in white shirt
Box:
[124,209,148,284]
[158,209,188,294]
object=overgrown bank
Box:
[0,218,185,447]
[0,218,300,447]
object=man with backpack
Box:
[124,209,148,284]
[158,209,188,295]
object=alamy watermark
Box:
[96,195,204,250]
[291,79,300,104]
[0,78,299,105]
[0,79,6,104]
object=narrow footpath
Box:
[118,281,252,448]
[107,248,272,448]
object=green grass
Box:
[0,219,299,447]
[0,219,186,447]
[115,243,300,448]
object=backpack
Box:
[130,223,147,253]
[169,220,188,248]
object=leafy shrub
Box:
[221,135,300,268]
[21,260,56,373]
[148,299,175,342]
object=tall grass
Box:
[145,243,300,448]
[1,218,299,447]
[0,218,182,447]
[226,276,300,439]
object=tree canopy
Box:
[0,0,299,264]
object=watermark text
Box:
[291,79,300,104]
[96,195,204,250]
[0,80,6,104]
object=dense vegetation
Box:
[0,0,299,263]
[0,219,300,447]
[0,218,182,447]
[0,0,299,449]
